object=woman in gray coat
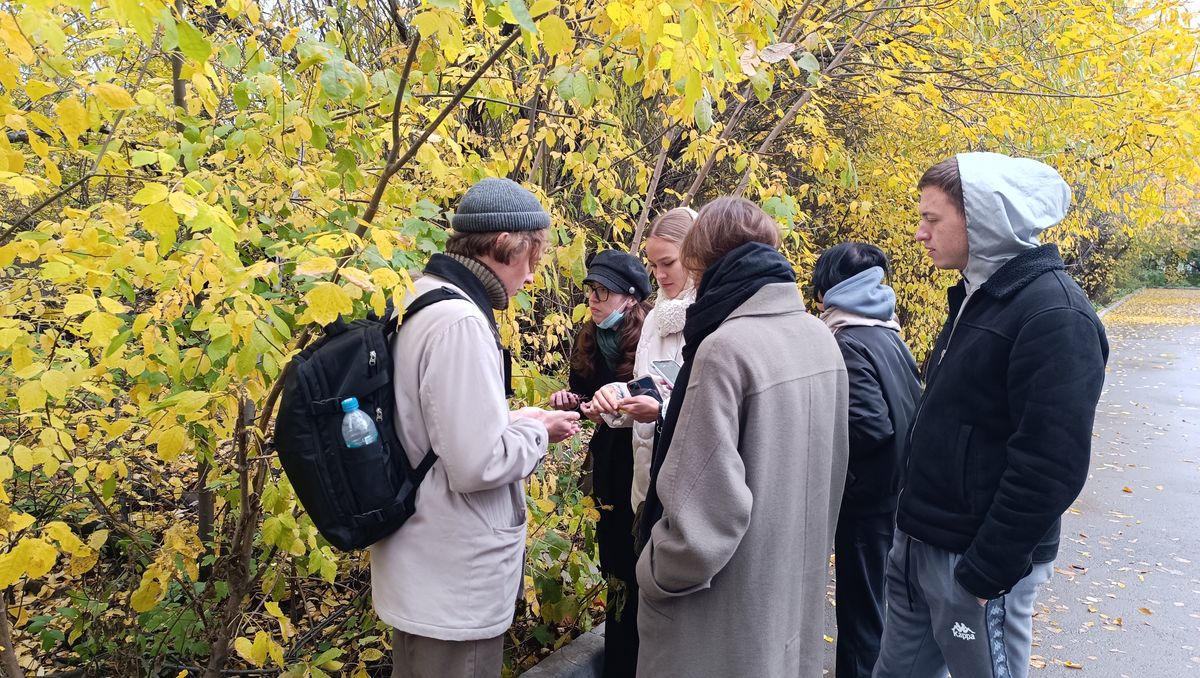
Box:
[636,197,850,678]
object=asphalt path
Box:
[1033,289,1200,676]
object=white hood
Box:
[958,152,1072,289]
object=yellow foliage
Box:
[0,0,1196,672]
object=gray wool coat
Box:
[635,283,849,678]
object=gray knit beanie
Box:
[451,178,551,233]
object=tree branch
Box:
[414,93,618,126]
[734,5,886,196]
[631,127,681,251]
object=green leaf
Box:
[112,0,156,42]
[582,190,599,216]
[209,220,238,261]
[508,0,537,34]
[532,625,555,646]
[177,21,212,63]
[310,123,328,150]
[750,71,772,102]
[233,81,251,109]
[571,73,593,107]
[681,10,698,42]
[296,42,333,72]
[694,97,713,132]
[312,648,344,666]
[131,150,158,167]
[320,59,369,101]
[795,52,820,74]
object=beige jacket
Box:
[635,283,849,678]
[370,274,548,641]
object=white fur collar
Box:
[654,285,695,336]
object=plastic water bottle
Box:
[340,397,379,448]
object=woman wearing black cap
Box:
[550,249,652,677]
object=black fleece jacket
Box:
[897,245,1109,599]
[835,325,922,515]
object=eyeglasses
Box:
[584,284,611,302]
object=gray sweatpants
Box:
[391,629,504,678]
[871,530,1053,678]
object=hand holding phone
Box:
[617,395,660,423]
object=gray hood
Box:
[958,152,1072,290]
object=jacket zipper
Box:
[936,292,973,367]
[903,292,974,478]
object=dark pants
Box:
[589,426,640,676]
[834,510,895,678]
[603,575,640,678]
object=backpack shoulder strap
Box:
[394,287,466,472]
[400,287,467,325]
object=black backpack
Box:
[273,288,463,551]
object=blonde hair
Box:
[646,207,697,245]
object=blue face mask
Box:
[597,308,625,330]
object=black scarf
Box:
[424,253,514,397]
[637,242,797,548]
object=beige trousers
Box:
[390,629,504,678]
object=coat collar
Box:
[950,244,1065,303]
[727,282,806,320]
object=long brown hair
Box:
[570,300,650,381]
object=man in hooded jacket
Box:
[872,153,1109,678]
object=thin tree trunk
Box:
[0,591,25,678]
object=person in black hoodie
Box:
[812,243,921,678]
[872,154,1109,678]
[550,249,652,678]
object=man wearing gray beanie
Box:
[371,177,580,678]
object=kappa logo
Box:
[951,621,976,641]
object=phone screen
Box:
[651,360,682,385]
